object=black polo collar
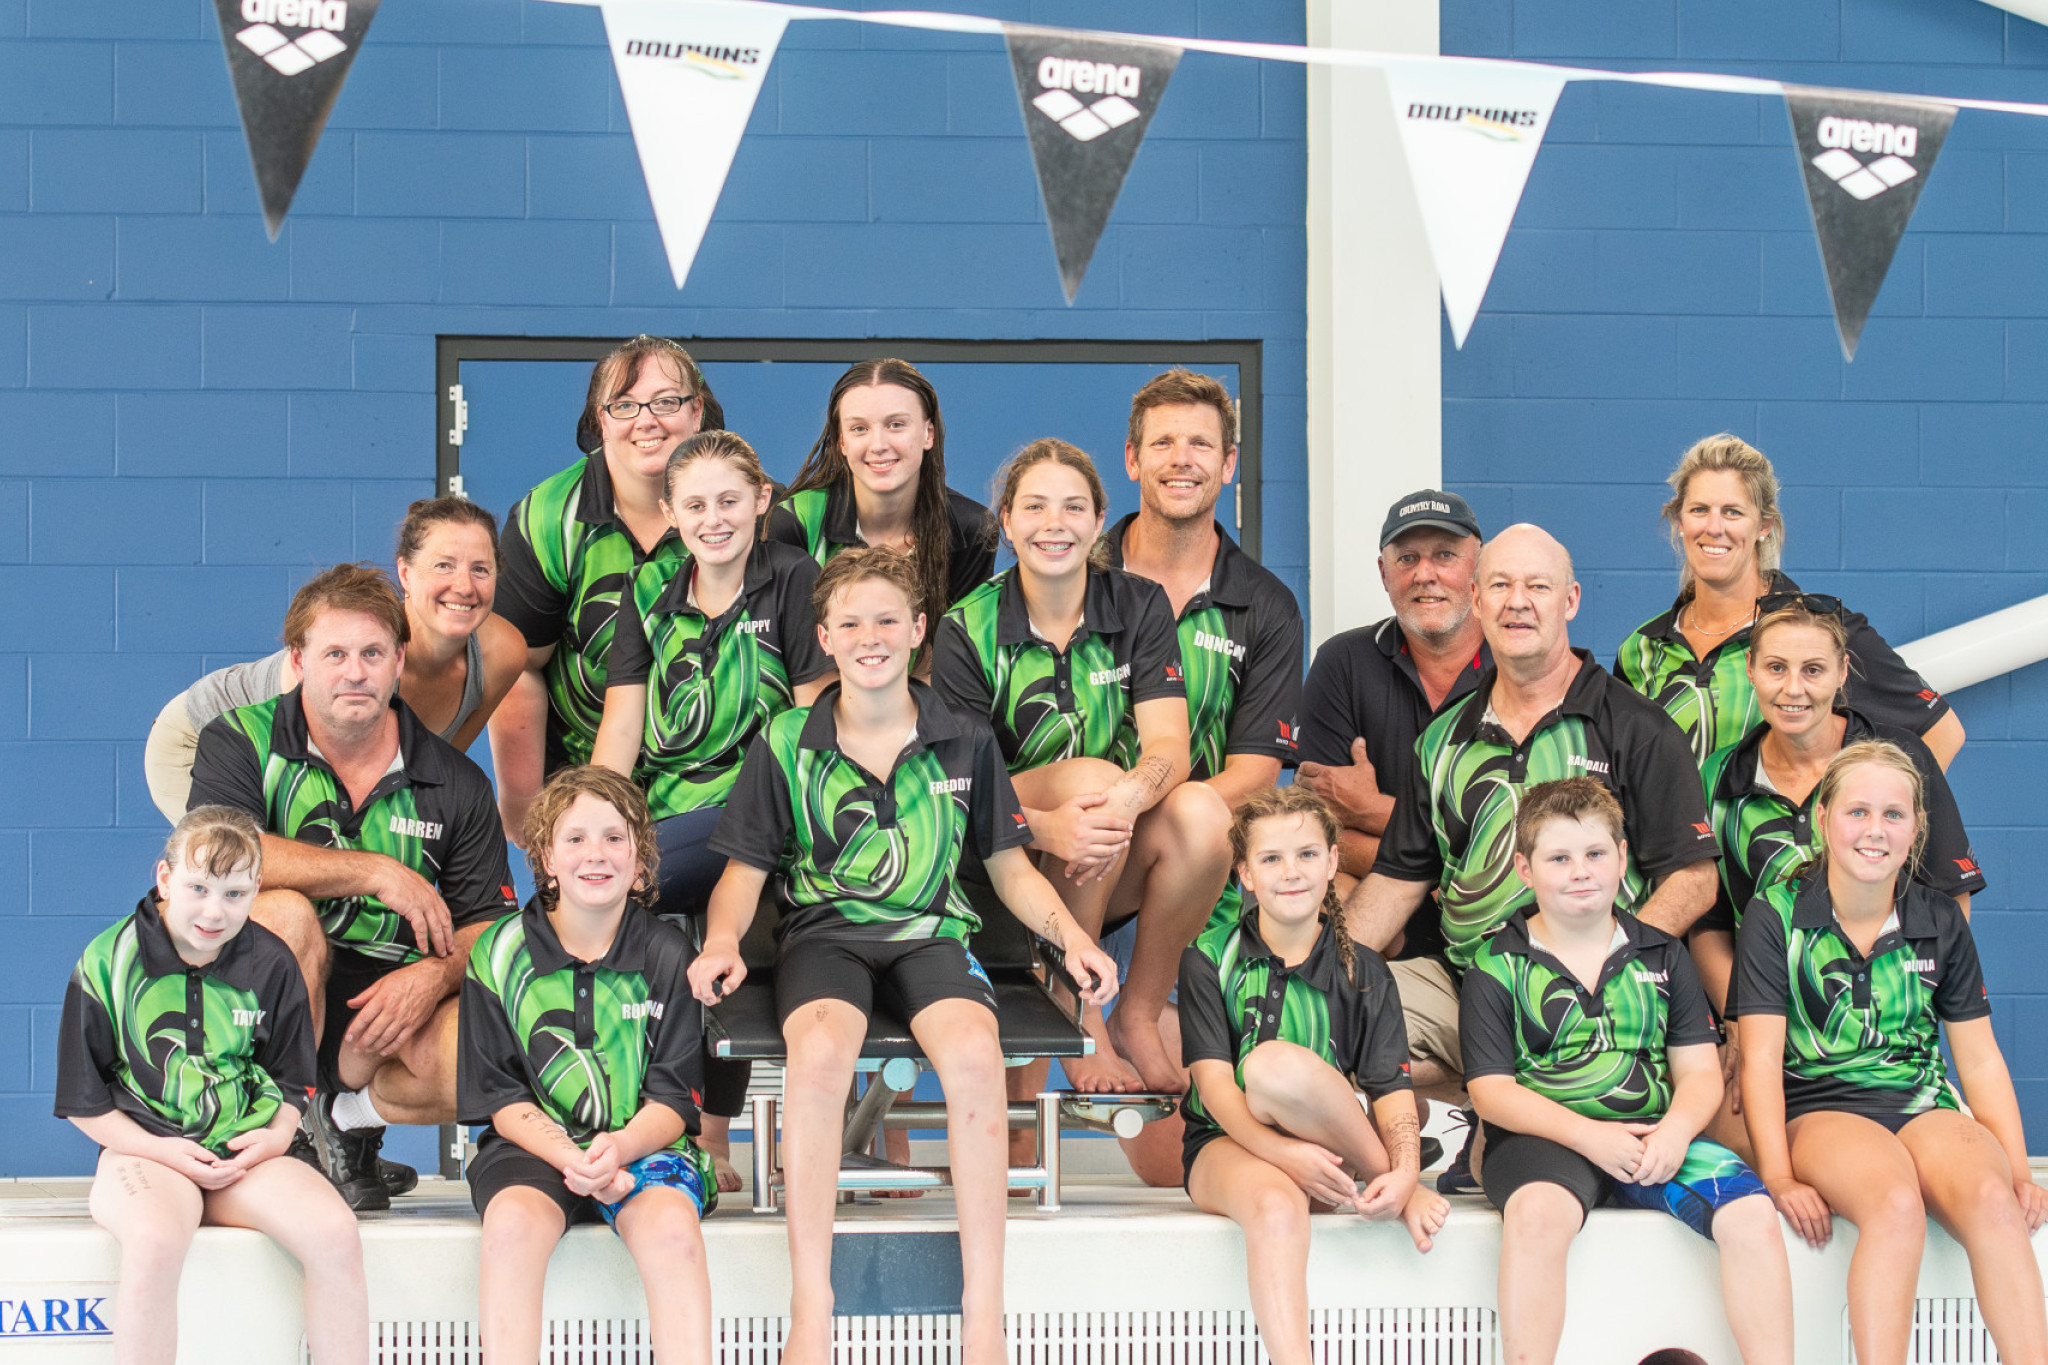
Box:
[992,566,1126,648]
[518,897,661,976]
[1642,569,1802,646]
[647,541,779,619]
[1489,905,1656,997]
[267,688,451,788]
[1235,913,1345,995]
[1105,514,1257,610]
[796,678,964,754]
[817,478,864,548]
[1712,706,1880,804]
[132,892,250,978]
[572,453,680,552]
[1789,874,1940,940]
[1447,648,1606,745]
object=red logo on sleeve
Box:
[1276,719,1298,749]
[1956,857,1980,876]
[501,884,516,901]
[1918,688,1941,704]
[1011,812,1030,830]
[1692,822,1713,838]
[1165,662,1185,684]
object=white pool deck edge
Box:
[0,1144,2041,1364]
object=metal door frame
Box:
[435,336,1267,558]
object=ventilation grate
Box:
[311,1306,1497,1364]
[1843,1296,2048,1363]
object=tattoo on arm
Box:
[1384,1109,1422,1172]
[515,1108,571,1147]
[1126,755,1172,799]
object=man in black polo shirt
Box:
[1099,368,1303,1184]
[1296,490,1488,902]
[1344,525,1719,1177]
[189,564,518,1212]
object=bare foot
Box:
[1063,1008,1144,1093]
[870,1129,925,1198]
[712,1155,743,1193]
[1400,1185,1450,1253]
[700,1123,745,1194]
[1105,1007,1187,1094]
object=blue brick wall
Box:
[0,0,1305,1173]
[1445,0,2048,1132]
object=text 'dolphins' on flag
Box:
[1379,60,1565,348]
[213,0,382,238]
[1785,87,1956,360]
[602,0,788,289]
[1005,29,1181,304]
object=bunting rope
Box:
[556,0,2048,122]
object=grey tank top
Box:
[181,631,486,742]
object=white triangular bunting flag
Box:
[1380,60,1565,347]
[601,0,787,289]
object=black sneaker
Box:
[1419,1136,1445,1172]
[1435,1109,1481,1196]
[303,1091,392,1213]
[377,1156,419,1199]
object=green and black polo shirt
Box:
[1372,651,1719,973]
[189,691,517,966]
[932,566,1187,773]
[1699,708,1984,935]
[765,481,996,610]
[56,894,316,1157]
[605,539,832,822]
[1731,877,1988,1120]
[1461,909,1718,1123]
[1104,516,1303,782]
[498,454,686,770]
[710,681,1033,944]
[458,901,715,1202]
[1178,913,1411,1164]
[1615,570,1949,767]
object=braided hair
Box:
[1228,786,1353,973]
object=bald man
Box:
[1344,525,1719,1182]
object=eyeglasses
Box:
[1755,591,1842,617]
[602,394,697,421]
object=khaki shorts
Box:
[1389,956,1462,1078]
[143,693,199,824]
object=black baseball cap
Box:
[1379,489,1482,548]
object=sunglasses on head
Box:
[1754,591,1842,617]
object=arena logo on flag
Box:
[1005,28,1181,302]
[212,0,381,237]
[1785,87,1955,359]
[1031,56,1145,141]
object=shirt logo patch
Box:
[1276,719,1297,748]
[230,1008,266,1027]
[1692,822,1714,837]
[1566,755,1610,776]
[1191,629,1246,662]
[389,815,443,840]
[1956,857,1980,876]
[1094,663,1135,686]
[622,1001,664,1021]
[1918,688,1941,705]
[930,777,973,795]
[1011,812,1030,830]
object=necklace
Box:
[1684,601,1756,639]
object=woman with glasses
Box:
[490,335,720,844]
[767,359,995,629]
[1615,434,1961,772]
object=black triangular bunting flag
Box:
[214,0,382,239]
[1785,86,1955,360]
[1005,28,1180,304]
